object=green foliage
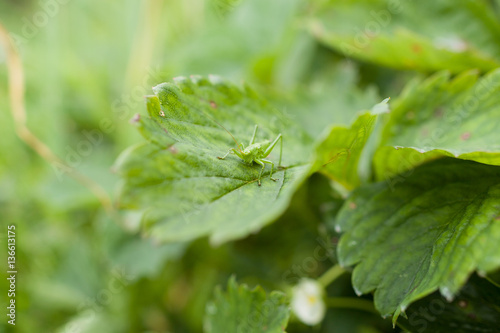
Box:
[310,0,500,72]
[115,75,314,245]
[398,274,500,333]
[334,158,500,321]
[374,69,500,180]
[282,61,381,138]
[314,98,389,189]
[115,69,500,332]
[4,0,500,332]
[204,277,290,333]
[115,74,387,246]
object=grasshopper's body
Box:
[217,125,283,186]
[240,142,271,164]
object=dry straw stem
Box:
[0,22,116,219]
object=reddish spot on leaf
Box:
[169,146,178,154]
[130,113,141,124]
[458,300,468,308]
[496,215,500,220]
[412,44,422,53]
[349,202,357,210]
[461,132,471,140]
[210,100,217,108]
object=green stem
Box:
[317,264,345,288]
[484,275,500,288]
[325,297,378,314]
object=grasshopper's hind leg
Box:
[255,159,266,186]
[263,134,283,168]
[261,159,277,182]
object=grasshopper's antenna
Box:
[201,108,242,152]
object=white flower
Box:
[291,279,326,326]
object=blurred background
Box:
[0,0,449,332]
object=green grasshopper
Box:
[217,125,283,186]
